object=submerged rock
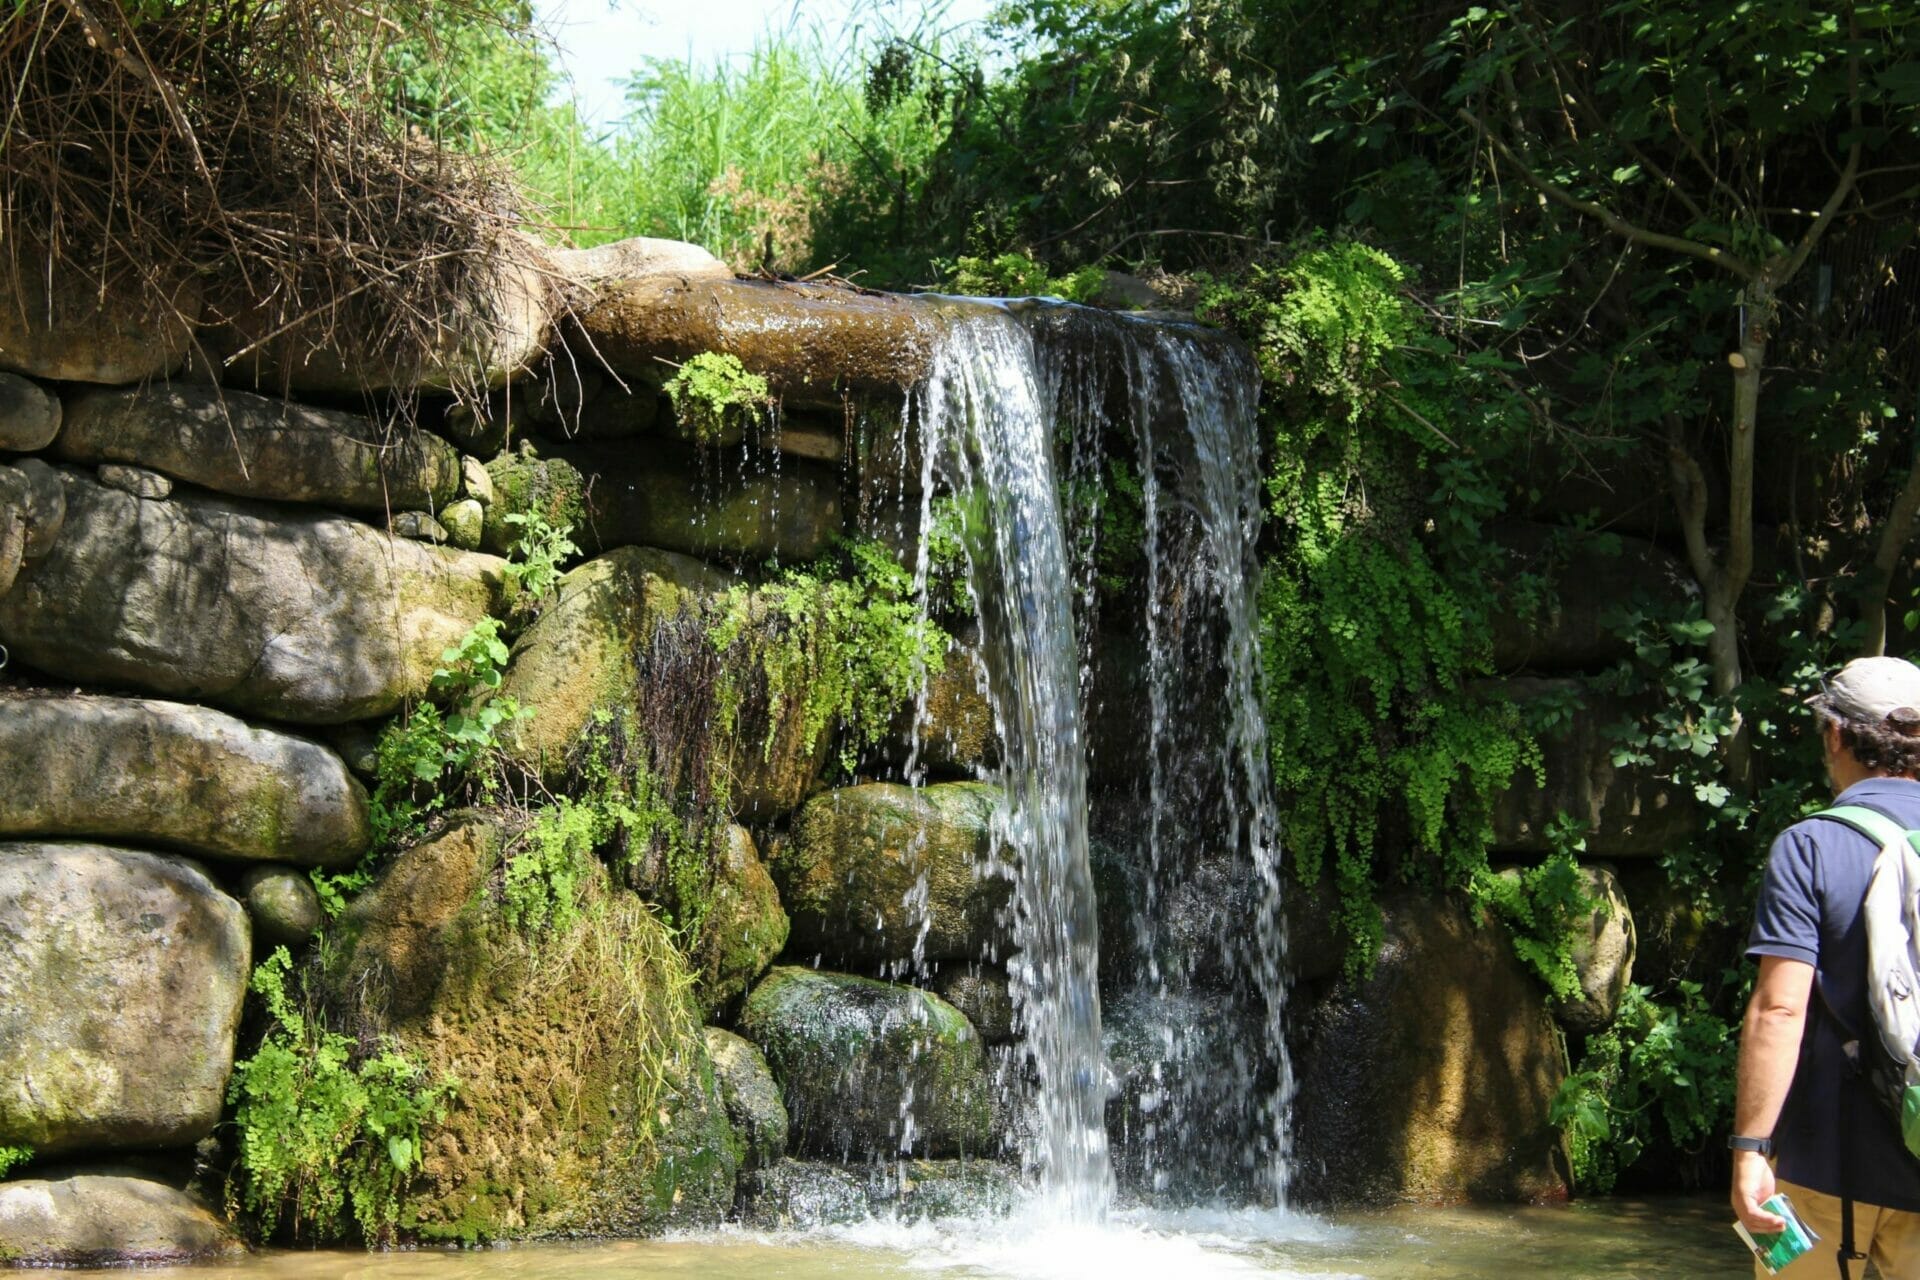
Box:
[0,695,369,867]
[0,474,506,724]
[0,843,249,1157]
[770,783,1011,970]
[324,814,735,1241]
[738,967,996,1161]
[1289,895,1569,1206]
[704,1027,787,1170]
[57,384,460,514]
[738,1158,1023,1228]
[0,1176,243,1266]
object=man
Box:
[1733,656,1920,1276]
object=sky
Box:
[531,0,999,133]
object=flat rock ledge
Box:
[0,695,369,867]
[0,1176,243,1267]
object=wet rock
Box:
[0,1176,243,1266]
[0,694,369,867]
[0,254,200,385]
[58,384,460,514]
[0,474,506,724]
[0,373,59,452]
[569,443,844,566]
[491,547,831,819]
[1487,677,1698,859]
[683,826,789,1019]
[1290,895,1569,1206]
[931,965,1016,1042]
[578,277,935,409]
[738,1158,1022,1228]
[480,447,589,555]
[770,783,1012,969]
[0,843,249,1156]
[704,1027,787,1170]
[238,866,323,948]
[738,967,995,1160]
[878,628,999,777]
[1489,524,1692,673]
[95,463,171,499]
[440,498,484,549]
[325,813,736,1240]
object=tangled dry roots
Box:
[0,1,538,398]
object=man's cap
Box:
[1815,655,1920,726]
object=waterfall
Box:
[909,297,1289,1217]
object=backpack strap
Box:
[1812,803,1918,852]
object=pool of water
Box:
[71,1199,1752,1279]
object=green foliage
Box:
[500,509,579,609]
[947,252,1103,302]
[0,1144,29,1178]
[1207,241,1535,972]
[662,352,771,444]
[1473,841,1598,1003]
[226,949,454,1244]
[1550,981,1742,1193]
[709,538,949,775]
[500,799,596,936]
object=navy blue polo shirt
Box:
[1748,776,1920,1212]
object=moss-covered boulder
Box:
[738,967,995,1160]
[770,783,1012,969]
[1555,864,1637,1033]
[480,447,591,555]
[704,1027,787,1171]
[0,843,249,1157]
[1289,895,1570,1206]
[0,1176,244,1266]
[323,814,735,1241]
[0,474,506,724]
[684,826,789,1019]
[238,866,323,948]
[57,384,460,515]
[0,695,368,867]
[932,965,1017,1042]
[878,629,999,777]
[492,547,830,819]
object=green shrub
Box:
[226,949,454,1244]
[662,352,771,444]
[0,1145,30,1178]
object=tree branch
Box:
[1862,451,1920,657]
[1457,107,1758,281]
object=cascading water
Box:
[904,297,1287,1218]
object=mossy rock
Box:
[769,783,1011,969]
[704,1027,787,1170]
[322,813,736,1242]
[738,967,995,1161]
[480,448,590,556]
[683,826,789,1020]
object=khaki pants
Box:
[1764,1179,1920,1279]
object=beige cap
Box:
[1817,656,1920,725]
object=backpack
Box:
[1810,804,1920,1160]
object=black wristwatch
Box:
[1728,1134,1774,1156]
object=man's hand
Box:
[1731,1149,1785,1233]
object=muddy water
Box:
[69,1200,1751,1279]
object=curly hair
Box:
[1814,698,1920,777]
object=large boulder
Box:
[0,843,249,1157]
[1557,864,1636,1032]
[0,474,506,724]
[1490,524,1693,673]
[576,277,935,409]
[0,373,59,453]
[1289,895,1570,1206]
[0,695,368,867]
[769,783,1012,969]
[0,1176,243,1266]
[58,385,461,514]
[0,255,200,385]
[704,1027,787,1171]
[683,826,789,1019]
[324,814,736,1241]
[1488,677,1698,859]
[738,967,996,1161]
[492,547,830,819]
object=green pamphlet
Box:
[1734,1194,1820,1275]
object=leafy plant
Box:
[1473,841,1599,1003]
[662,352,771,445]
[0,1145,30,1178]
[947,251,1104,302]
[226,948,454,1243]
[500,509,579,609]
